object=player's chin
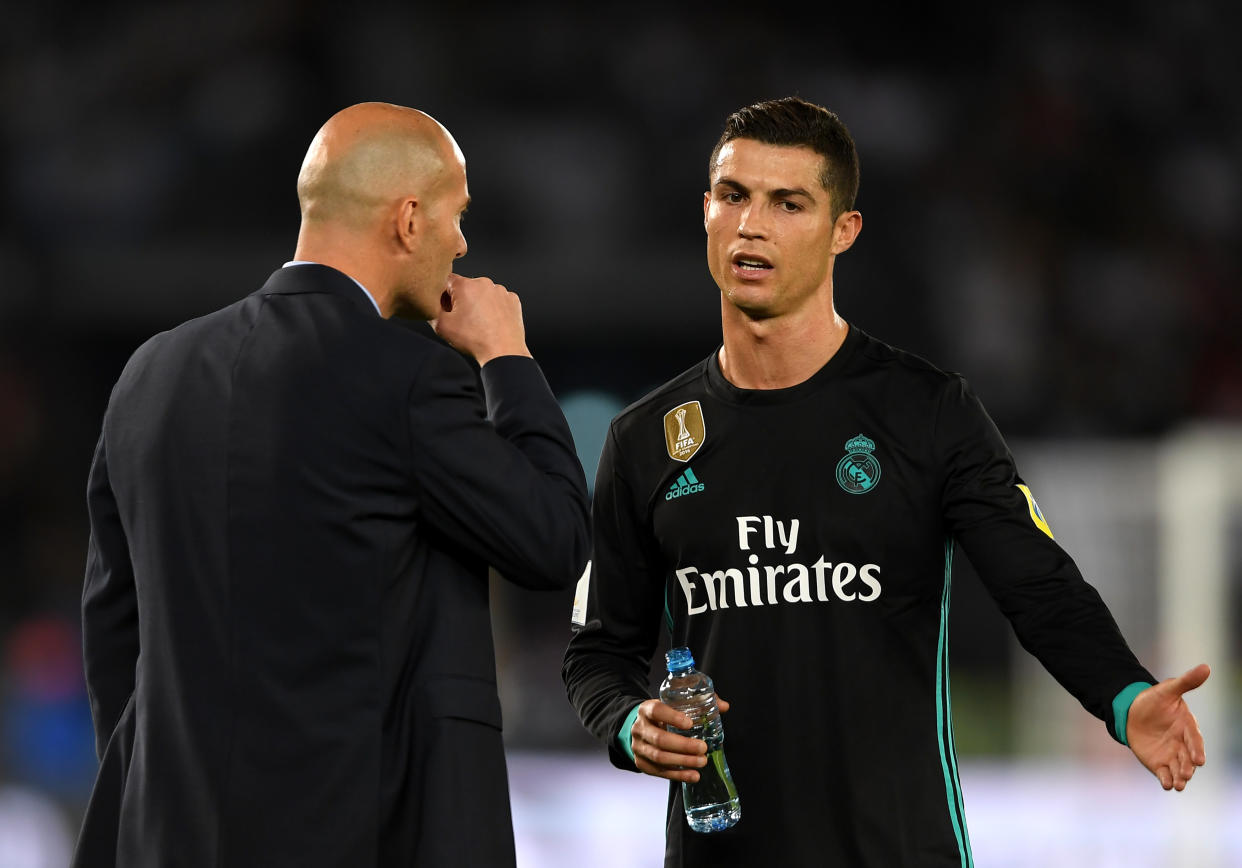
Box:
[391,288,436,322]
[725,290,779,320]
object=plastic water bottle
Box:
[659,646,741,833]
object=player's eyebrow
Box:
[712,177,748,194]
[770,186,816,202]
[713,178,817,203]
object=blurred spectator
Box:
[2,616,97,801]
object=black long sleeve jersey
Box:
[562,325,1154,868]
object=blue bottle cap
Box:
[665,646,695,672]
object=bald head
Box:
[296,102,463,230]
[292,102,471,319]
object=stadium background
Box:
[1,2,1238,864]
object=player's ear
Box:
[395,197,419,252]
[831,210,862,255]
[703,191,711,230]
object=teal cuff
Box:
[1112,681,1153,746]
[618,703,642,763]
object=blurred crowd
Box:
[1,1,1237,856]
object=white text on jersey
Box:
[674,514,882,613]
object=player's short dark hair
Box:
[709,96,860,219]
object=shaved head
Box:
[296,102,463,230]
[292,102,471,319]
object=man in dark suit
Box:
[73,102,590,867]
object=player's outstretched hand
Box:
[1126,663,1210,791]
[430,274,531,365]
[631,697,731,784]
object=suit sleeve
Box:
[81,431,141,758]
[937,376,1155,741]
[561,424,666,771]
[406,351,590,590]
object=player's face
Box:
[704,139,854,320]
[402,150,469,318]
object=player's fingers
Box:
[1156,766,1174,790]
[442,274,466,310]
[444,273,503,305]
[637,744,706,771]
[1173,760,1192,791]
[639,699,694,732]
[633,710,695,747]
[502,288,524,317]
[637,724,707,758]
[634,753,701,783]
[717,697,730,714]
[632,740,706,773]
[633,711,704,755]
[1177,749,1194,783]
[664,732,707,756]
[1183,714,1207,765]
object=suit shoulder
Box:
[121,297,249,368]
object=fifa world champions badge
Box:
[836,434,881,494]
[664,401,705,462]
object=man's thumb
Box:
[1168,663,1211,697]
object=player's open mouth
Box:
[732,254,773,273]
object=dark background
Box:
[1,0,1238,849]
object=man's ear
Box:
[832,210,862,255]
[395,197,419,251]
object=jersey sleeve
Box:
[936,375,1155,741]
[561,423,666,770]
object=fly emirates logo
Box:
[675,515,881,614]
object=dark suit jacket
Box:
[73,263,590,867]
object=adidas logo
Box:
[665,468,705,501]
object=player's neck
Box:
[294,227,395,317]
[717,303,849,390]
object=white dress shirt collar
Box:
[282,261,382,317]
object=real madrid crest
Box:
[836,433,881,494]
[663,401,705,462]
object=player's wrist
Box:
[617,702,642,763]
[476,345,533,366]
[1113,681,1154,745]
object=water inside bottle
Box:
[671,703,740,832]
[683,746,741,832]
